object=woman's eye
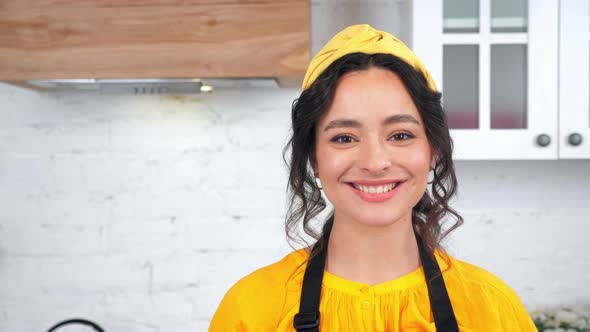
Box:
[389,132,414,141]
[330,135,355,144]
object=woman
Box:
[209,24,536,332]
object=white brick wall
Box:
[0,83,300,331]
[1,80,589,331]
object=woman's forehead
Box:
[323,68,420,123]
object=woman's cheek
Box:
[407,144,432,173]
[318,148,349,176]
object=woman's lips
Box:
[348,181,404,203]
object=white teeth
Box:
[353,183,400,194]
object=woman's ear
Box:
[309,155,318,176]
[430,152,438,170]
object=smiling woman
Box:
[209,24,537,332]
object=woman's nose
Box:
[357,139,392,174]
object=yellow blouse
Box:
[209,249,537,332]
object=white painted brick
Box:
[185,218,287,250]
[0,294,100,332]
[110,189,225,220]
[0,188,113,223]
[149,290,196,323]
[150,252,201,288]
[104,218,184,255]
[0,223,105,255]
[219,189,288,218]
[0,255,150,300]
[0,257,44,299]
[98,289,200,331]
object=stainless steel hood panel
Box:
[25,78,279,94]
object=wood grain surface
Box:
[0,0,309,80]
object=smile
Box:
[347,181,404,203]
[351,182,400,194]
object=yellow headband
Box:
[301,24,437,91]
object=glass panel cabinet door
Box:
[444,0,480,33]
[491,0,527,33]
[490,44,527,129]
[443,45,479,129]
[412,0,558,160]
[559,0,590,158]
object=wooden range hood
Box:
[0,0,310,90]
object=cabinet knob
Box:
[536,134,551,147]
[568,133,583,146]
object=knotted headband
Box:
[301,24,437,91]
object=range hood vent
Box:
[24,78,280,94]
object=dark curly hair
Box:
[282,52,463,262]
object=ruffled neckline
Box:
[288,248,450,296]
[322,264,425,296]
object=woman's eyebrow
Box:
[323,119,361,132]
[382,114,421,126]
[323,114,421,132]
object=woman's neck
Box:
[324,212,421,286]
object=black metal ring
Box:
[47,318,105,332]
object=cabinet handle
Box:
[568,133,583,146]
[536,134,551,147]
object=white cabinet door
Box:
[559,0,590,159]
[412,0,558,160]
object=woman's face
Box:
[314,67,433,228]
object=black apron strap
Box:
[293,230,329,332]
[294,228,459,332]
[416,233,460,332]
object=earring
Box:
[314,173,323,190]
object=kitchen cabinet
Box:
[412,0,568,160]
[0,0,309,81]
[559,0,590,159]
